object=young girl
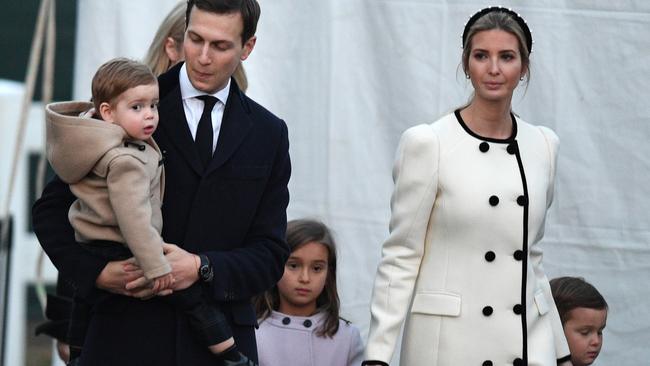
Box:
[254,219,363,366]
[551,277,608,366]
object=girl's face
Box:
[564,307,607,366]
[467,29,525,104]
[277,241,329,317]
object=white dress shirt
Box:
[179,63,230,153]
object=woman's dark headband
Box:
[462,6,533,54]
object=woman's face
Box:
[467,29,525,104]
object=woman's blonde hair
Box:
[144,2,186,77]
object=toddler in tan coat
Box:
[46,58,243,365]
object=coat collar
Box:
[265,311,327,332]
[157,62,252,176]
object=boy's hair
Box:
[185,0,260,45]
[254,219,342,338]
[91,58,157,114]
[550,276,608,325]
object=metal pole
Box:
[0,217,13,366]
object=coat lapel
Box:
[205,82,253,175]
[158,84,205,176]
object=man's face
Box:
[183,7,255,93]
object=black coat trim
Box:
[454,109,517,143]
[513,136,530,365]
[362,361,389,366]
[557,354,572,363]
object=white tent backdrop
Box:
[70,0,650,364]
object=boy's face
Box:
[101,83,159,141]
[564,307,607,366]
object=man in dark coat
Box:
[32,1,290,365]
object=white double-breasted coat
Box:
[365,111,570,366]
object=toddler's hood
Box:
[46,101,126,183]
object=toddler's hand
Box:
[151,273,175,293]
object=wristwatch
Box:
[197,254,214,283]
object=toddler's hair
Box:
[91,58,157,114]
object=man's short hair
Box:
[185,0,261,45]
[91,58,157,113]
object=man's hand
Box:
[56,340,70,363]
[125,243,200,293]
[96,258,142,296]
[96,258,172,299]
[162,243,200,291]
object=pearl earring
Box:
[466,74,470,79]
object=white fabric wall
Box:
[73,0,650,364]
[72,0,184,100]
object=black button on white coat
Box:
[483,361,493,366]
[303,319,312,328]
[517,195,528,206]
[513,250,524,261]
[489,195,499,206]
[282,317,290,325]
[513,358,525,366]
[482,306,493,316]
[507,142,517,155]
[479,142,490,152]
[513,304,523,315]
[485,251,496,262]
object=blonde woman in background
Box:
[144,0,248,91]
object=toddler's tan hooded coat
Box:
[45,101,170,279]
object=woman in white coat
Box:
[363,7,572,366]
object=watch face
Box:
[198,255,213,282]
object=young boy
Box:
[45,58,252,366]
[550,276,608,366]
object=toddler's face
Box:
[104,83,159,141]
[564,307,607,366]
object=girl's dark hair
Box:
[550,276,608,325]
[254,219,341,338]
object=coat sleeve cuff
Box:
[362,361,389,366]
[557,354,572,363]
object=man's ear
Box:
[240,36,256,61]
[99,102,115,123]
